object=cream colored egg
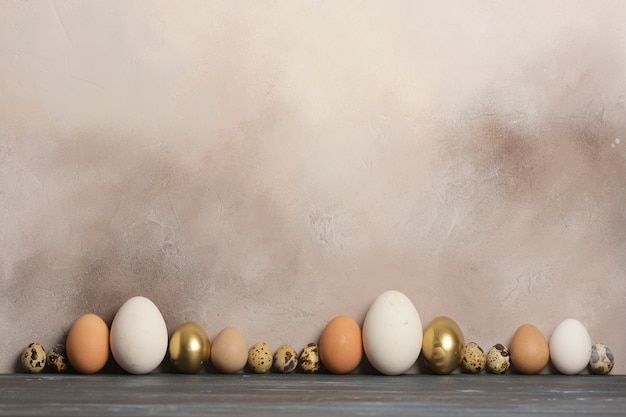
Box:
[110,296,168,374]
[549,319,591,375]
[362,290,422,375]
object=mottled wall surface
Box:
[1,1,625,373]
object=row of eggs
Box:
[21,291,613,375]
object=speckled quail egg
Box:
[21,343,46,373]
[589,343,614,375]
[247,342,273,373]
[299,343,320,373]
[486,344,510,374]
[273,345,298,373]
[461,342,486,374]
[46,344,70,373]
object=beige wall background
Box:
[1,1,625,374]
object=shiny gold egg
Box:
[421,316,465,374]
[169,322,211,373]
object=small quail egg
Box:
[486,344,510,374]
[461,342,486,374]
[273,345,298,373]
[299,343,320,373]
[589,343,614,375]
[46,344,70,373]
[21,343,46,373]
[247,342,273,373]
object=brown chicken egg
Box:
[66,313,110,374]
[510,323,549,374]
[319,315,363,374]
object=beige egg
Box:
[273,345,298,373]
[210,327,248,374]
[248,342,273,373]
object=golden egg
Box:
[422,316,465,374]
[169,322,211,373]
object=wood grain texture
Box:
[1,374,624,416]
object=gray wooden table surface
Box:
[1,374,624,416]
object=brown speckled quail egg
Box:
[21,343,46,373]
[461,342,486,374]
[46,344,70,373]
[273,345,298,373]
[486,344,511,374]
[299,343,320,373]
[589,343,614,375]
[247,342,273,373]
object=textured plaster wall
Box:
[1,1,625,374]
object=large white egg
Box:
[362,290,422,375]
[110,296,168,374]
[549,318,591,375]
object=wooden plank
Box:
[0,374,624,416]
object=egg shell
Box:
[486,344,510,374]
[211,327,248,373]
[169,322,211,373]
[273,345,298,373]
[110,296,168,375]
[421,316,465,374]
[46,344,70,373]
[319,315,363,374]
[247,342,273,373]
[66,314,110,374]
[299,343,320,373]
[461,342,486,374]
[21,343,46,373]
[510,324,549,374]
[549,319,591,375]
[362,290,422,375]
[589,343,614,375]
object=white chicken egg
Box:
[110,296,168,374]
[549,318,591,375]
[362,290,422,375]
